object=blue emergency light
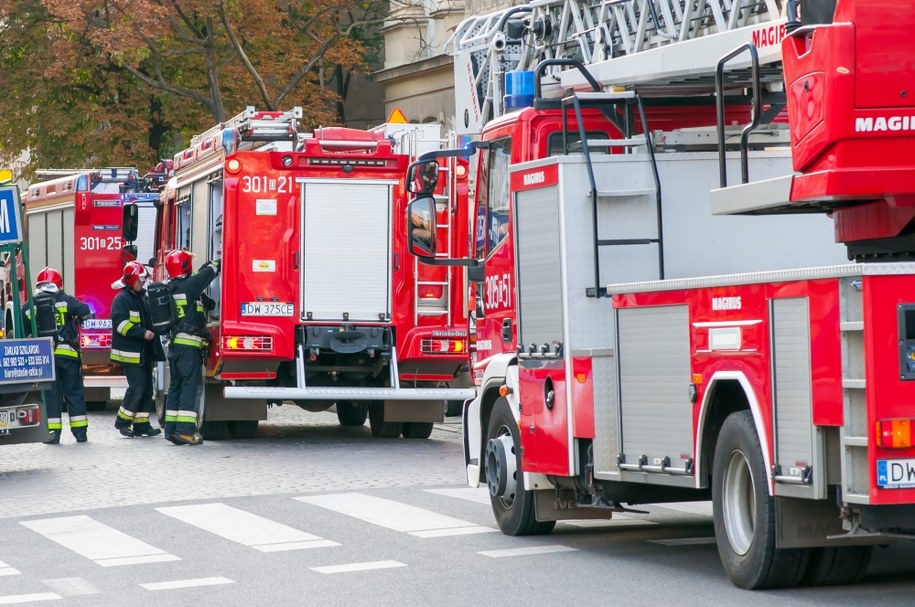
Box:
[503,71,535,111]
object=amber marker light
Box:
[876,419,913,449]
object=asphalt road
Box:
[1,406,914,606]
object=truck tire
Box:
[201,420,231,440]
[369,405,403,438]
[444,400,464,417]
[336,401,368,426]
[802,546,872,586]
[228,420,259,440]
[712,410,810,589]
[401,422,433,439]
[486,397,555,536]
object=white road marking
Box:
[650,537,717,546]
[0,560,20,576]
[295,493,494,537]
[140,577,234,591]
[20,515,180,567]
[157,503,339,552]
[40,579,99,597]
[311,561,406,574]
[479,545,577,558]
[424,487,492,505]
[0,593,61,605]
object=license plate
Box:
[0,410,9,428]
[240,302,294,317]
[877,459,915,489]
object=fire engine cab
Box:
[408,0,915,589]
[139,107,474,440]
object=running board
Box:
[223,386,476,401]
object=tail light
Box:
[222,335,274,351]
[876,419,913,449]
[18,405,40,426]
[420,338,466,354]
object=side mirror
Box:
[406,160,439,195]
[122,244,137,261]
[122,203,138,242]
[408,197,437,259]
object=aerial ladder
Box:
[449,0,790,135]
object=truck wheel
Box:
[401,422,433,439]
[228,420,259,440]
[486,397,555,536]
[802,546,872,586]
[336,401,368,426]
[201,420,231,440]
[444,400,464,417]
[713,410,810,589]
[369,405,403,438]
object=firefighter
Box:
[31,267,94,444]
[111,261,164,437]
[163,250,220,446]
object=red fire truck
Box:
[409,0,915,589]
[13,168,159,405]
[138,107,473,440]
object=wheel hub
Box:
[485,433,517,504]
[722,449,756,556]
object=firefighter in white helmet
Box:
[111,261,165,437]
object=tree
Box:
[0,0,393,175]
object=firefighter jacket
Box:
[169,261,220,350]
[25,290,92,359]
[111,287,165,366]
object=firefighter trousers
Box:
[115,363,156,433]
[164,345,203,437]
[46,356,88,438]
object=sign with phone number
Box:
[0,338,55,385]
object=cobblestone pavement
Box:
[0,405,466,519]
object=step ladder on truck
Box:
[407,0,915,589]
[0,185,56,446]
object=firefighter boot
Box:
[133,425,162,437]
[73,430,88,443]
[169,433,204,446]
[43,430,61,445]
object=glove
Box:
[200,292,216,312]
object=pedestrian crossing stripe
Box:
[19,515,180,567]
[0,560,20,576]
[294,492,497,537]
[157,503,340,552]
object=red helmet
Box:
[121,261,149,289]
[165,249,193,278]
[36,267,63,289]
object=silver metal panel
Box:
[224,385,476,401]
[135,202,158,266]
[617,305,693,468]
[772,298,823,498]
[591,350,620,480]
[46,210,63,279]
[300,180,392,322]
[27,214,47,273]
[191,180,210,262]
[515,185,563,348]
[710,175,794,215]
[62,208,74,289]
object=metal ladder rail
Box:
[560,90,664,297]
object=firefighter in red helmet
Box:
[162,249,220,445]
[31,266,94,444]
[110,261,165,437]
